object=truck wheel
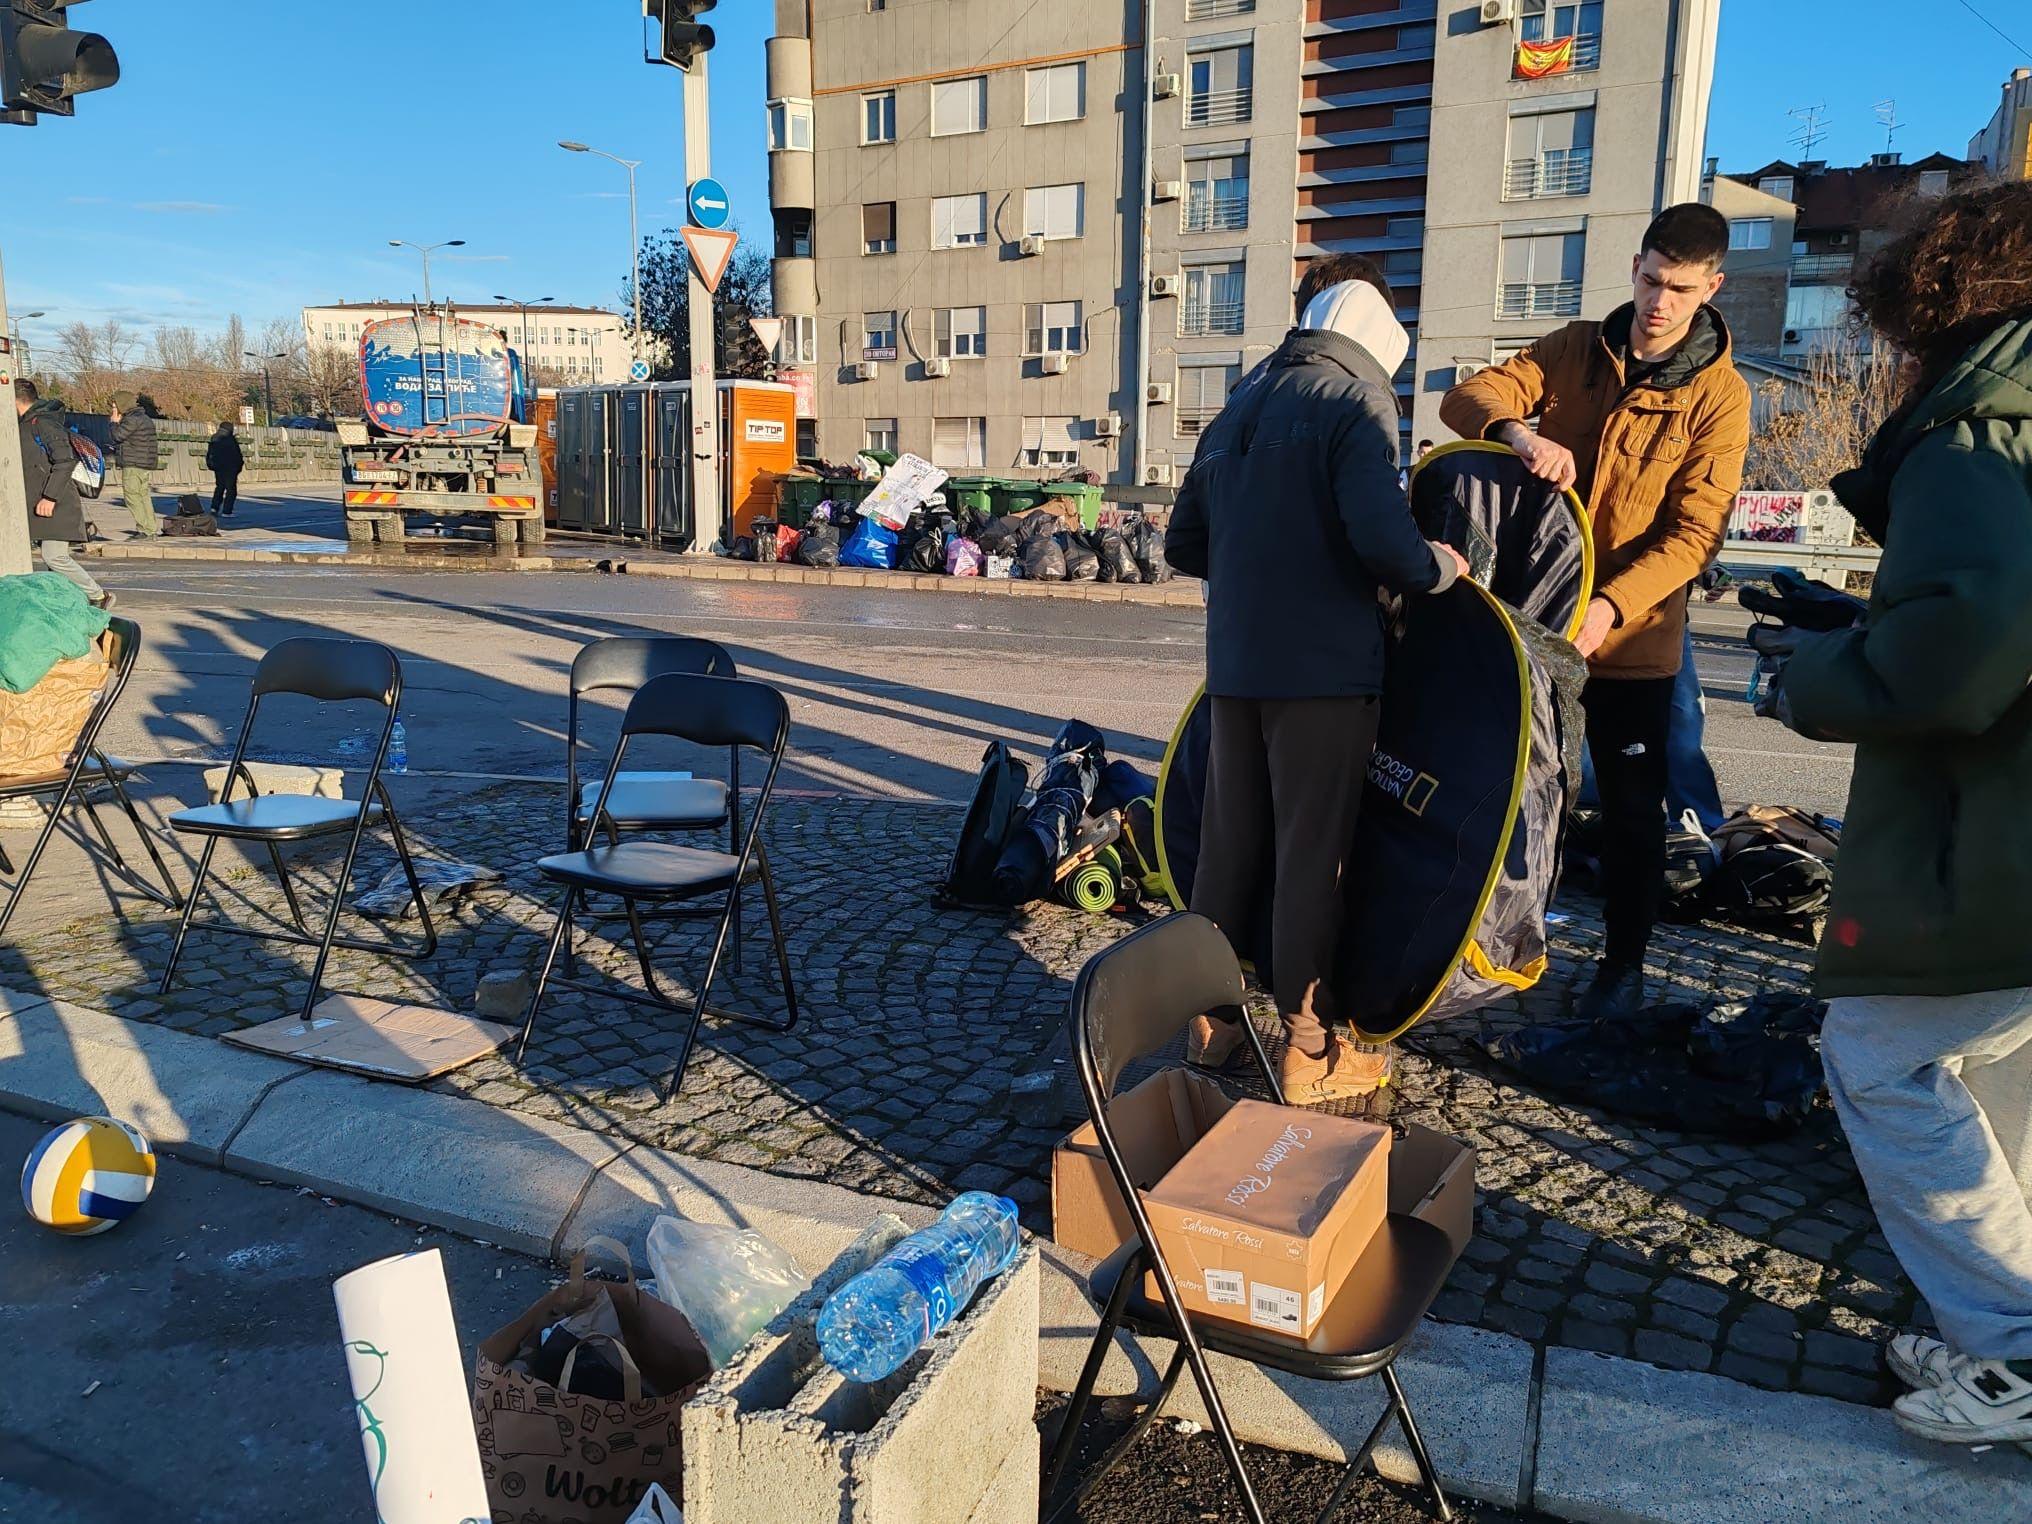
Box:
[374,513,407,546]
[344,513,376,544]
[519,517,546,546]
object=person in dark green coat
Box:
[1776,182,2032,1448]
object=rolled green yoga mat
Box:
[1061,848,1122,912]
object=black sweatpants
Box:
[1582,675,1676,967]
[212,471,239,516]
[1191,694,1380,1056]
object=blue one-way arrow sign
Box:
[687,177,731,231]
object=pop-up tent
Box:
[1153,441,1592,1041]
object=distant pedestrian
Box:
[108,391,159,536]
[1415,438,1435,463]
[1776,181,2032,1449]
[206,421,243,517]
[14,378,111,608]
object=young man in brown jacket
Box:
[1442,203,1751,1019]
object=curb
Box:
[3,988,2026,1521]
[82,541,1208,606]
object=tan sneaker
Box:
[1279,1035,1393,1105]
[1187,1014,1246,1071]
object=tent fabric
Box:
[1409,442,1592,641]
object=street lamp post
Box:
[493,294,555,393]
[6,308,46,376]
[559,141,644,366]
[387,238,466,307]
[245,350,287,425]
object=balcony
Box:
[1180,299,1246,337]
[1790,252,1854,283]
[1503,150,1593,201]
[1183,192,1250,233]
[1187,87,1252,128]
[1497,280,1582,320]
[1177,404,1223,437]
[1512,32,1601,79]
[1187,0,1254,17]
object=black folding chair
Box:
[0,618,183,937]
[565,636,738,854]
[1042,913,1458,1524]
[516,672,798,1101]
[157,637,437,1021]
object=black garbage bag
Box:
[944,742,1031,904]
[795,524,841,568]
[1092,526,1140,584]
[1130,519,1172,583]
[991,719,1106,905]
[729,536,756,562]
[1478,993,1828,1138]
[1018,508,1062,542]
[975,515,1026,557]
[1058,532,1099,582]
[1020,533,1068,582]
[901,512,951,574]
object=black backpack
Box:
[944,742,1030,904]
[1699,841,1833,923]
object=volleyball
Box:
[19,1116,157,1235]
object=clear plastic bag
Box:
[645,1215,811,1367]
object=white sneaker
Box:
[1893,1355,2032,1446]
[1885,1334,1957,1391]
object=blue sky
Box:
[0,0,2021,361]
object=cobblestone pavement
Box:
[0,781,1914,1407]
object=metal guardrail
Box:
[1180,299,1246,336]
[1496,280,1582,320]
[1790,253,1853,282]
[1187,0,1254,17]
[1176,406,1221,437]
[1503,151,1593,200]
[1183,192,1249,232]
[1187,87,1252,127]
[1718,539,1881,585]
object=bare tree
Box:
[1744,329,1905,495]
[299,342,360,417]
[53,320,141,409]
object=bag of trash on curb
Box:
[1019,533,1067,581]
[1058,532,1099,582]
[841,518,899,570]
[795,524,841,568]
[1129,519,1171,583]
[646,1215,811,1368]
[1092,526,1140,584]
[946,536,984,577]
[974,515,1025,557]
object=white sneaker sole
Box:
[1893,1407,2032,1446]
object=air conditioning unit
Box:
[1018,234,1046,257]
[1151,272,1181,297]
[1093,411,1123,438]
[1153,179,1183,203]
[1142,463,1174,487]
[1452,360,1487,383]
[1040,352,1070,375]
[1479,0,1519,24]
[923,357,952,378]
[852,359,880,381]
[1146,381,1173,405]
[1153,73,1181,100]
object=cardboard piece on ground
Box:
[225,994,514,1082]
[1144,1101,1390,1340]
[1052,1067,1239,1259]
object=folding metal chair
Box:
[0,618,183,938]
[566,636,738,854]
[156,637,437,1021]
[516,672,797,1101]
[1042,913,1458,1524]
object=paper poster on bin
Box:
[857,452,949,531]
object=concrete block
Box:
[224,1072,626,1255]
[474,968,532,1019]
[965,1430,1041,1524]
[1535,1345,2032,1524]
[684,1236,1040,1524]
[1037,1242,1533,1509]
[0,997,296,1165]
[199,760,346,801]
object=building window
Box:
[865,417,898,455]
[1183,150,1248,233]
[1918,168,1951,197]
[1187,43,1252,127]
[1498,230,1585,319]
[1729,217,1773,251]
[1025,62,1085,125]
[931,75,987,137]
[1024,300,1084,355]
[863,90,896,144]
[935,306,988,359]
[1397,22,1436,51]
[776,210,813,259]
[777,314,817,367]
[932,192,988,249]
[1181,260,1246,336]
[1757,174,1796,201]
[768,98,814,152]
[862,310,897,362]
[1186,0,1254,18]
[933,416,988,468]
[867,0,885,10]
[863,201,897,255]
[1024,182,1085,241]
[1023,416,1080,469]
[1395,105,1432,129]
[1390,139,1429,166]
[1177,358,1240,437]
[1504,106,1594,200]
[323,324,333,340]
[1387,216,1424,240]
[1382,247,1423,281]
[1517,1,1603,72]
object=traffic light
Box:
[1,1,118,124]
[713,303,747,372]
[644,0,714,72]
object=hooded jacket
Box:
[1784,315,2032,999]
[110,403,158,471]
[1439,303,1751,677]
[17,401,87,545]
[1166,281,1454,700]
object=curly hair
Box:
[1850,179,2032,392]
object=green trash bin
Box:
[777,474,824,529]
[1042,481,1103,532]
[944,475,998,518]
[992,478,1048,519]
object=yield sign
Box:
[682,225,739,295]
[748,315,784,355]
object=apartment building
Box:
[766,0,1718,482]
[301,301,634,383]
[1970,66,2032,181]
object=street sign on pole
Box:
[680,226,738,296]
[686,176,731,230]
[747,316,783,357]
[629,358,652,382]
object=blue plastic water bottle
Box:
[388,720,408,775]
[818,1193,1021,1382]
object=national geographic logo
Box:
[1368,750,1438,816]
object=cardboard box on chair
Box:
[1052,1067,1239,1260]
[1142,1101,1390,1340]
